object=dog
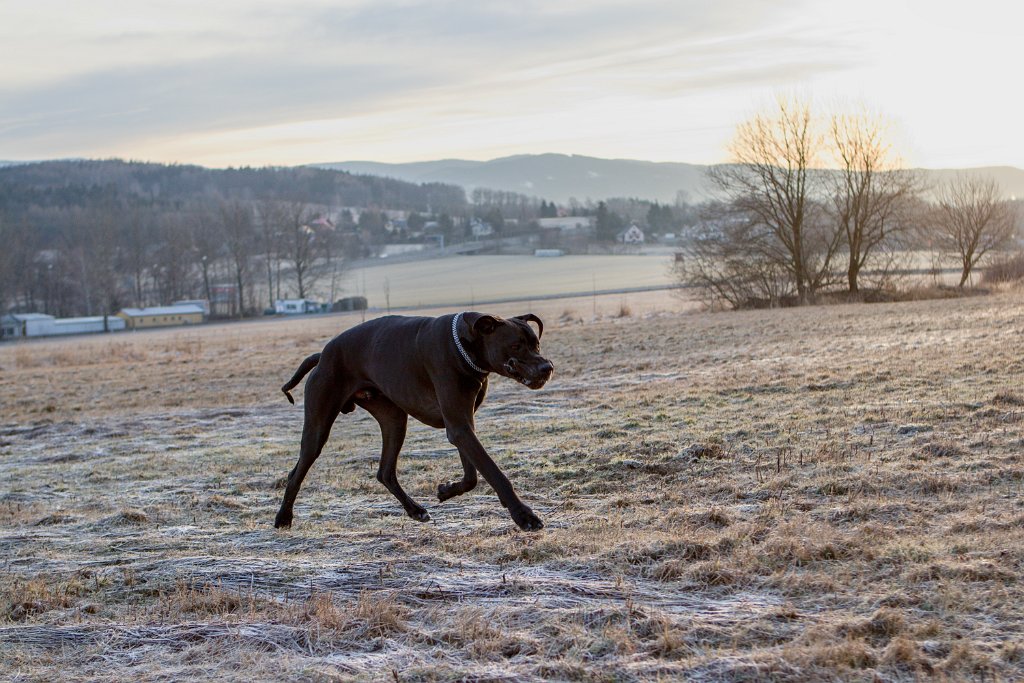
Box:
[274,312,554,531]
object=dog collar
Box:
[452,312,488,375]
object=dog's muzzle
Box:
[504,358,554,390]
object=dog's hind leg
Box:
[275,369,342,529]
[361,394,429,522]
[437,450,478,502]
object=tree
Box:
[708,96,839,302]
[595,201,623,242]
[407,212,426,233]
[933,175,1017,287]
[0,214,15,317]
[281,202,323,299]
[189,203,221,306]
[676,203,797,309]
[120,206,153,307]
[257,201,287,307]
[830,112,920,293]
[152,215,195,305]
[646,202,675,234]
[219,200,255,317]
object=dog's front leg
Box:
[443,421,543,532]
[437,449,478,502]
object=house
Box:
[616,223,645,244]
[1,313,126,339]
[538,217,595,233]
[274,299,321,315]
[470,218,494,237]
[117,304,205,330]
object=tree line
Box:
[676,98,1021,308]
[0,159,691,318]
[0,160,472,318]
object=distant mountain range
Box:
[313,154,1024,204]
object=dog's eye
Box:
[511,343,522,352]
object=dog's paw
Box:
[274,509,293,529]
[437,482,457,502]
[407,505,431,522]
[510,505,544,532]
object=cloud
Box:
[0,0,865,162]
[0,55,437,152]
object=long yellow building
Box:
[117,304,205,330]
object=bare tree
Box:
[830,111,921,293]
[189,203,221,306]
[120,206,153,307]
[257,200,286,308]
[0,214,15,318]
[69,204,123,316]
[674,206,796,309]
[152,215,194,304]
[280,201,321,299]
[707,96,839,303]
[219,200,255,317]
[933,175,1016,287]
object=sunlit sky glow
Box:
[1,0,1021,168]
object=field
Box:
[335,253,678,309]
[2,288,1023,681]
[324,250,969,311]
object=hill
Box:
[0,159,467,218]
[314,154,1024,204]
[315,154,712,204]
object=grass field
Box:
[1,288,1023,681]
[328,253,677,309]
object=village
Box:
[0,206,652,341]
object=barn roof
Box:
[3,313,55,321]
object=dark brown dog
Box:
[275,312,554,531]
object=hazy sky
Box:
[1,0,1020,168]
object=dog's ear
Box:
[472,314,501,335]
[513,314,543,339]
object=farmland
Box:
[1,287,1023,681]
[336,253,678,309]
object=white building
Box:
[274,299,321,314]
[470,218,494,237]
[1,313,125,339]
[616,223,645,244]
[1,313,55,338]
[50,316,126,335]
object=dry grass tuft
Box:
[992,390,1024,406]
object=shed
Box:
[1,313,55,339]
[274,299,321,315]
[332,296,368,312]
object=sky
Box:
[1,0,1021,169]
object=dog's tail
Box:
[281,353,321,404]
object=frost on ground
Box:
[1,291,1023,681]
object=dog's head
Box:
[464,313,553,389]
